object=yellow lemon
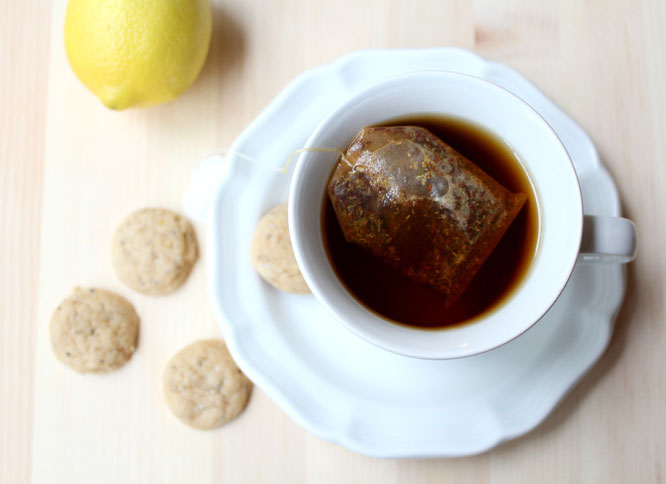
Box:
[64,0,212,109]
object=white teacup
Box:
[288,71,636,360]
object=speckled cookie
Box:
[111,208,198,295]
[250,203,310,294]
[163,339,252,430]
[50,287,140,373]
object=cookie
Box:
[250,203,310,294]
[163,339,252,430]
[50,287,140,373]
[111,208,198,295]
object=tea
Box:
[322,115,539,329]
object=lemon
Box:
[64,0,212,109]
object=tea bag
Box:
[327,126,527,307]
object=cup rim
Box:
[289,70,583,359]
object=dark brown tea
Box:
[322,115,539,329]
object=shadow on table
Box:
[197,4,246,87]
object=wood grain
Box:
[2,0,665,483]
[1,1,51,483]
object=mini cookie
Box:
[111,208,198,295]
[50,287,140,373]
[163,339,252,430]
[250,203,310,294]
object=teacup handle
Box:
[579,214,637,263]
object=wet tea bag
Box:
[327,126,527,307]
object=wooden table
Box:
[2,0,664,482]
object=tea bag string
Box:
[198,147,352,174]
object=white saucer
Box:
[185,48,626,458]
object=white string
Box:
[197,147,351,174]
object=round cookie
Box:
[111,208,198,295]
[163,339,252,430]
[50,287,140,373]
[250,203,310,294]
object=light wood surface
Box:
[2,0,665,482]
